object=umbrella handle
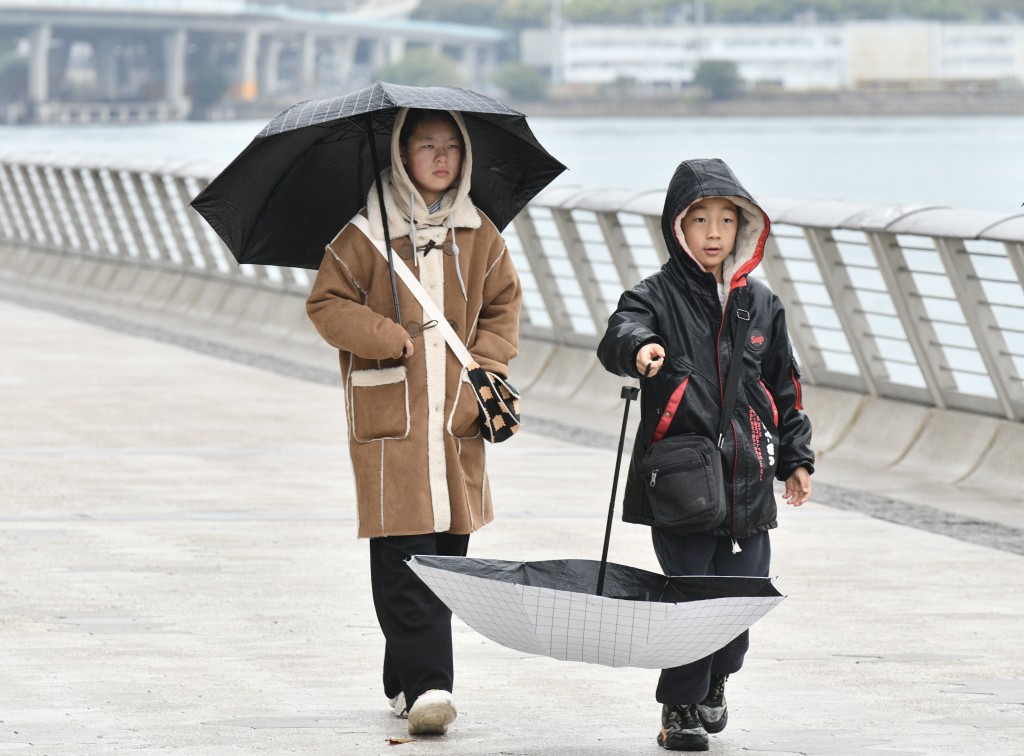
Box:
[368,127,402,325]
[596,384,640,597]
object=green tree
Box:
[693,59,743,100]
[412,0,549,32]
[413,0,1020,25]
[491,62,549,101]
[375,49,464,88]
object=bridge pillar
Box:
[260,37,283,96]
[163,28,189,117]
[477,44,497,82]
[386,35,406,65]
[28,24,51,106]
[94,37,119,100]
[301,32,317,96]
[236,27,260,101]
[368,36,390,70]
[457,44,478,86]
[330,37,354,79]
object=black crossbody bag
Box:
[639,289,751,534]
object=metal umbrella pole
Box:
[596,384,640,596]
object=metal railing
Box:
[2,154,1022,421]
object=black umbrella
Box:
[190,81,566,321]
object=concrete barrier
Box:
[890,408,1003,484]
[959,421,1024,496]
[822,396,932,468]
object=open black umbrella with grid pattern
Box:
[190,82,566,272]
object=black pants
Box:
[651,528,771,705]
[369,532,470,707]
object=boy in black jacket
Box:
[597,158,814,752]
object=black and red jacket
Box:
[597,158,814,539]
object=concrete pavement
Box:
[3,297,1024,755]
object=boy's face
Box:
[678,197,738,282]
[400,119,464,207]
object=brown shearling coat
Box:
[306,209,521,538]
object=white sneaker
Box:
[388,691,408,719]
[407,689,457,735]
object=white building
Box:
[521,20,1024,92]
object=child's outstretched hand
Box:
[783,466,812,506]
[636,343,666,377]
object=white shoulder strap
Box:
[347,213,475,368]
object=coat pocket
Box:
[448,371,481,439]
[349,366,410,442]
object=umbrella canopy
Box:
[407,556,784,669]
[190,81,567,270]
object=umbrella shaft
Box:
[597,385,640,596]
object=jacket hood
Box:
[661,158,770,289]
[366,108,480,243]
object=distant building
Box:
[847,22,1024,90]
[521,20,1024,92]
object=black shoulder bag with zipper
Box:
[639,289,752,535]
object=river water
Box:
[2,114,1023,213]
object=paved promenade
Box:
[3,297,1024,756]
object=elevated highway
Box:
[0,0,505,123]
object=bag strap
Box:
[348,213,474,368]
[718,287,752,449]
[639,286,752,450]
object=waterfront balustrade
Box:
[1,153,1022,422]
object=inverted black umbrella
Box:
[190,81,566,322]
[406,385,785,669]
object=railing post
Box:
[75,168,121,257]
[0,164,24,241]
[934,236,1022,420]
[127,171,177,264]
[595,211,642,290]
[52,166,91,252]
[39,164,77,251]
[803,226,881,396]
[512,209,575,342]
[551,206,610,333]
[7,164,46,244]
[757,232,821,385]
[864,230,953,409]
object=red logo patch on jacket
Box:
[747,329,767,352]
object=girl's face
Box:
[677,197,738,283]
[400,119,464,206]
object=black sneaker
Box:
[697,674,728,734]
[657,704,709,751]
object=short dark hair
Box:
[398,109,464,149]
